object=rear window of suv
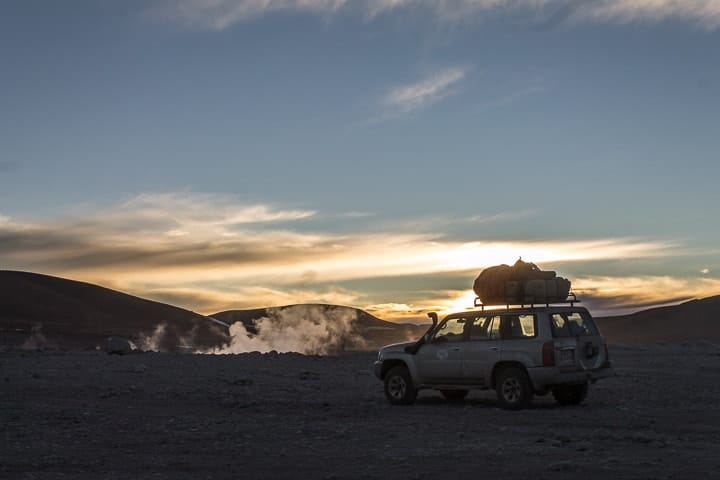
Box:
[551,312,599,337]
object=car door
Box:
[463,315,503,386]
[415,315,469,383]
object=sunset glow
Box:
[0,193,712,321]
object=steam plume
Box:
[206,305,365,355]
[138,323,168,351]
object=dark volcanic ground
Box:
[2,345,719,479]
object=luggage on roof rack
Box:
[473,259,572,306]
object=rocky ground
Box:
[2,345,720,479]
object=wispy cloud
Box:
[383,67,467,113]
[149,0,720,30]
[142,285,362,313]
[467,209,536,225]
[338,211,375,218]
[117,192,315,234]
[149,0,348,30]
[578,0,720,29]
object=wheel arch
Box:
[491,361,528,389]
[380,359,410,379]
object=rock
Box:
[106,337,134,355]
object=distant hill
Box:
[0,271,424,352]
[0,271,228,351]
[597,296,720,344]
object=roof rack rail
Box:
[473,292,579,310]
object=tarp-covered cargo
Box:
[473,259,571,305]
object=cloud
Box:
[701,268,710,275]
[383,67,467,113]
[467,209,536,225]
[577,0,720,29]
[115,192,315,234]
[150,0,349,30]
[0,191,686,318]
[339,211,375,218]
[0,194,675,284]
[140,285,362,314]
[149,0,720,30]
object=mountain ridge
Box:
[595,295,720,343]
[0,270,228,350]
[1,270,718,349]
[0,271,422,350]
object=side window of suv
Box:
[433,317,467,343]
[487,316,501,340]
[469,316,501,341]
[502,314,536,339]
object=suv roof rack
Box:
[473,292,580,310]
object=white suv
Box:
[374,305,613,409]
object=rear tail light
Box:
[542,341,555,367]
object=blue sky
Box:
[1,1,719,320]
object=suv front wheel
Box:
[496,367,533,410]
[384,366,417,405]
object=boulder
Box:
[106,336,135,355]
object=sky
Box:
[1,0,719,321]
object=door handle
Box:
[451,347,462,352]
[490,347,499,351]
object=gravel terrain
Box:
[2,345,720,479]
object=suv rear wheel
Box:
[496,367,533,410]
[552,383,588,405]
[384,366,417,405]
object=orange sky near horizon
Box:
[1,194,717,322]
